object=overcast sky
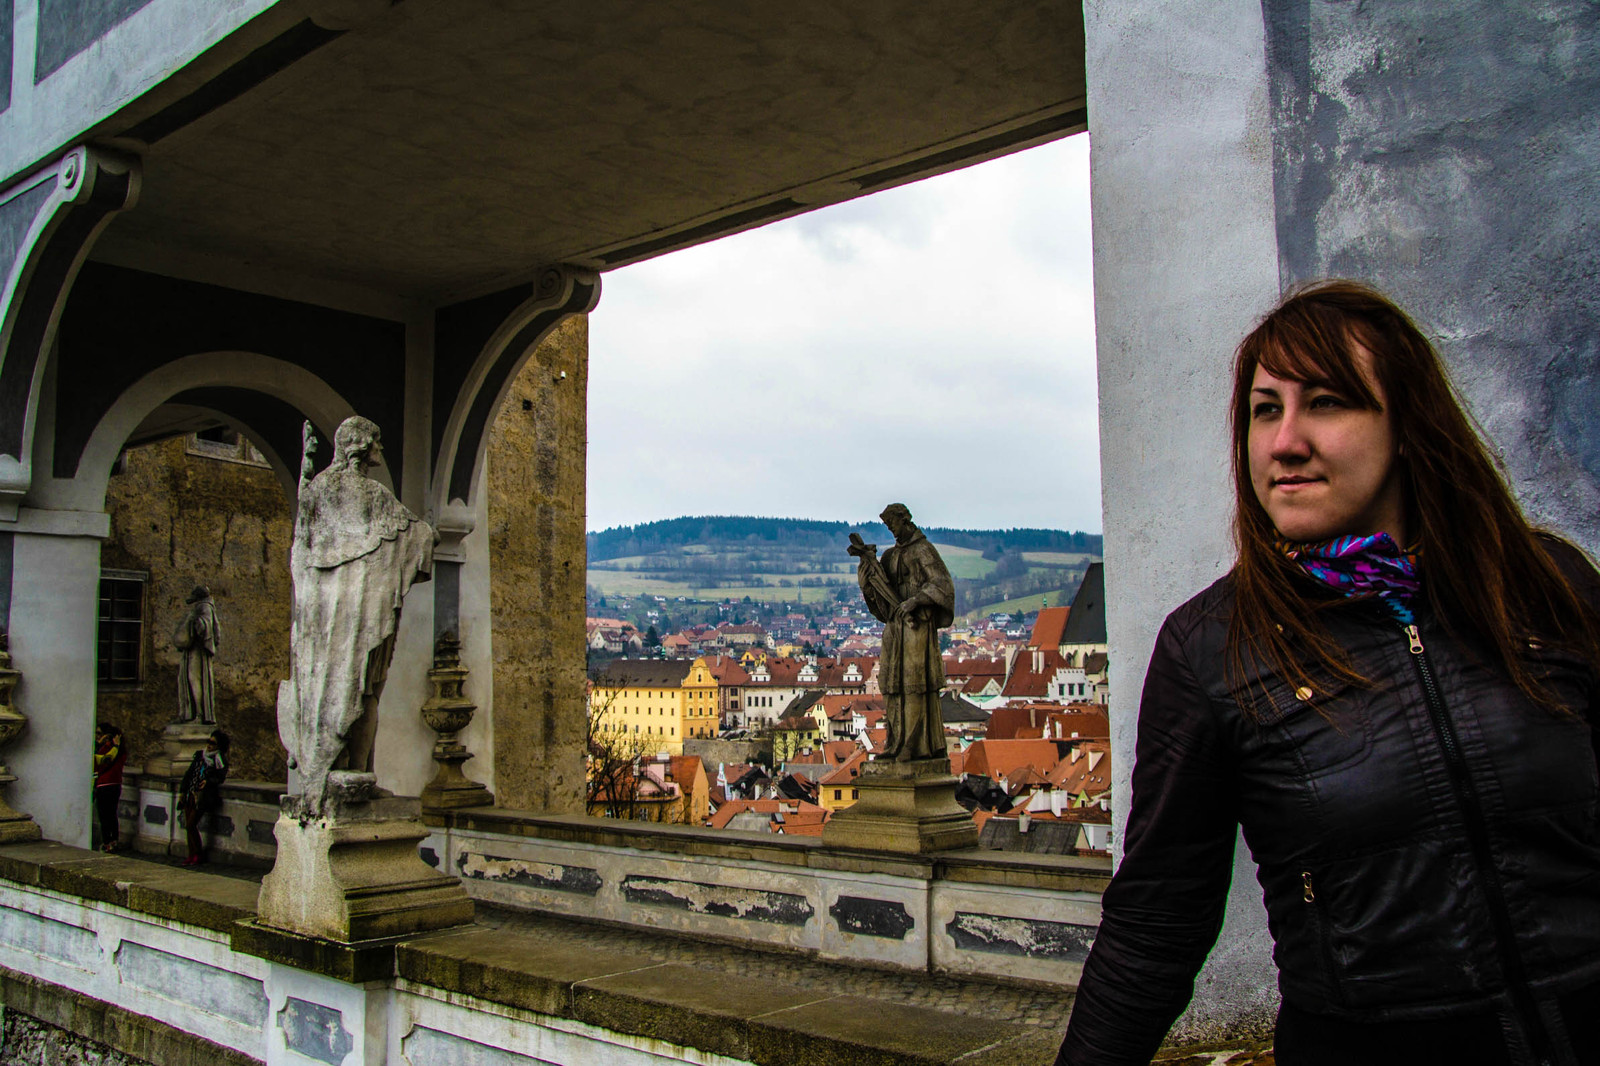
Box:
[586,134,1098,536]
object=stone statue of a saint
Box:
[280,417,433,814]
[173,585,220,724]
[848,504,955,762]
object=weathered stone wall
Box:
[98,436,291,784]
[0,1006,151,1066]
[485,315,589,812]
[1264,0,1600,552]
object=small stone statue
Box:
[279,417,433,815]
[848,504,955,762]
[173,585,220,724]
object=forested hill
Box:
[588,516,1100,562]
[586,517,1101,617]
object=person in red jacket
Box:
[92,723,126,852]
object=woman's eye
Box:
[1309,394,1347,409]
[1252,402,1280,419]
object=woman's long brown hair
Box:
[1228,280,1600,710]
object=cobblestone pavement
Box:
[478,903,1077,1032]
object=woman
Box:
[1057,281,1600,1066]
[92,723,126,852]
[178,729,230,866]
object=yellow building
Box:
[819,751,868,812]
[590,657,722,754]
[591,659,695,754]
[681,657,720,741]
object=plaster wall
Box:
[1084,0,1282,1039]
[8,522,102,847]
[0,0,280,187]
[1262,0,1600,555]
[373,467,494,802]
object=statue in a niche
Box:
[173,585,221,724]
[847,504,954,762]
[279,417,433,815]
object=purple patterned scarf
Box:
[1280,532,1422,623]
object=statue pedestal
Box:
[0,773,40,843]
[821,757,979,854]
[257,791,472,943]
[150,720,213,778]
[420,740,494,810]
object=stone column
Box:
[1085,0,1282,1040]
[5,513,109,848]
[484,316,589,813]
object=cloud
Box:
[587,134,1098,534]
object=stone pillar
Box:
[484,316,589,813]
[5,512,109,848]
[1085,0,1281,1040]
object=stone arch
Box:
[35,350,383,513]
[431,265,598,525]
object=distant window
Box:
[834,789,842,800]
[186,429,269,468]
[852,789,859,799]
[97,572,147,684]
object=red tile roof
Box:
[702,655,751,685]
[774,807,832,836]
[819,694,885,720]
[1042,709,1110,743]
[960,738,1063,782]
[986,704,1053,740]
[707,798,828,831]
[1028,606,1072,649]
[819,750,869,786]
[1001,647,1067,699]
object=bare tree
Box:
[585,688,655,820]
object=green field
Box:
[962,587,1077,621]
[586,570,849,604]
[1020,551,1095,567]
[930,543,997,580]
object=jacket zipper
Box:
[1299,871,1348,1007]
[1403,624,1554,1066]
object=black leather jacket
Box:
[1058,542,1600,1066]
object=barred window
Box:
[97,571,147,684]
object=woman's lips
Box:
[1272,476,1322,491]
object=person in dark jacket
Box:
[179,729,230,866]
[1058,281,1600,1066]
[92,723,126,852]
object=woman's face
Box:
[1247,347,1407,545]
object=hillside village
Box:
[588,564,1112,855]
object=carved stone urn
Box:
[419,632,492,810]
[0,634,41,841]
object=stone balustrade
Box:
[0,839,1094,1065]
[117,774,1110,993]
[424,806,1108,991]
